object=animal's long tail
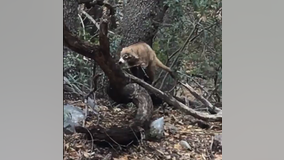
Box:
[155,57,171,72]
[154,56,176,79]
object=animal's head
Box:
[118,47,139,65]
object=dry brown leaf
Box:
[75,144,83,148]
[200,15,207,22]
[69,151,78,157]
[113,155,129,160]
[83,152,91,158]
[99,106,109,111]
[214,154,222,160]
[173,143,182,150]
[64,98,222,160]
[164,132,169,136]
[168,136,174,140]
[156,149,164,155]
[187,125,193,129]
[65,143,69,150]
[194,128,203,132]
[174,134,180,138]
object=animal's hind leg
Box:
[145,66,155,85]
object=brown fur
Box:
[118,42,176,83]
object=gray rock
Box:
[180,140,192,150]
[211,133,222,153]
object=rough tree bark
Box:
[64,0,168,146]
[63,0,79,57]
[119,0,167,47]
[107,0,168,104]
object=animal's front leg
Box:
[139,61,148,69]
[145,66,155,84]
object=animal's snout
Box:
[118,58,125,65]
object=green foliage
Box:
[78,27,100,44]
[164,0,184,18]
[64,23,102,95]
[153,0,222,98]
[64,52,94,93]
[191,0,222,14]
[109,34,122,55]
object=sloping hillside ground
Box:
[63,97,222,160]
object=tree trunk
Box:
[109,0,168,104]
[63,0,167,147]
[63,0,79,57]
[120,0,167,48]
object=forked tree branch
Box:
[124,72,222,122]
[64,20,127,87]
[80,10,115,34]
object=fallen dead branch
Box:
[125,72,222,122]
[173,95,200,107]
[179,82,222,113]
[75,125,142,147]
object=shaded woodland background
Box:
[64,0,222,159]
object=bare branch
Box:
[179,82,222,113]
[64,20,126,86]
[153,23,202,87]
[168,24,199,60]
[63,22,99,60]
[78,14,86,36]
[125,72,222,122]
[80,10,114,34]
[78,0,116,16]
[81,10,100,29]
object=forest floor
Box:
[64,98,222,160]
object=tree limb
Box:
[63,22,99,60]
[80,10,115,34]
[125,72,222,122]
[64,21,126,88]
[179,82,222,113]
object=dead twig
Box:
[104,131,122,150]
[207,83,221,100]
[102,152,112,160]
[153,24,198,87]
[81,10,100,30]
[130,127,144,146]
[154,23,216,90]
[78,0,115,34]
[168,24,199,60]
[177,70,212,99]
[83,73,103,100]
[179,82,221,113]
[82,105,88,127]
[80,10,115,35]
[125,72,222,122]
[190,78,209,96]
[78,14,86,36]
[83,127,94,153]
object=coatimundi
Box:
[118,42,176,84]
